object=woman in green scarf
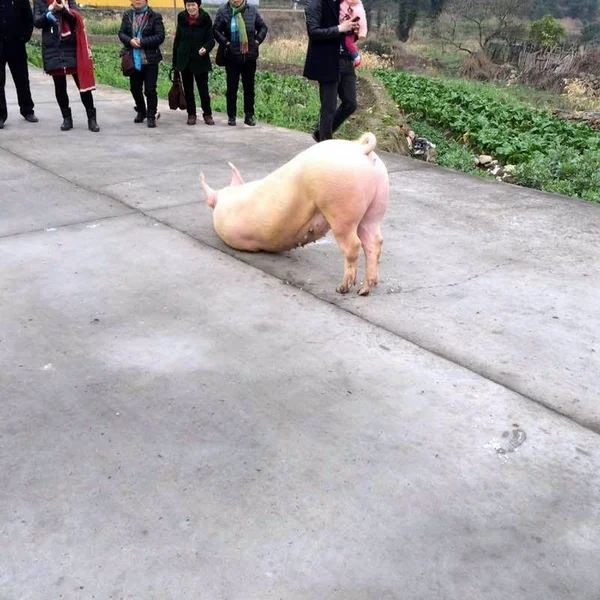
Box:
[213,0,268,126]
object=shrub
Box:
[530,15,566,49]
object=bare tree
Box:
[438,0,532,54]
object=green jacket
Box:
[172,9,215,73]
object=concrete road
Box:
[1,70,599,600]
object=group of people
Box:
[0,0,269,130]
[1,0,366,142]
[118,0,268,128]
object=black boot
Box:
[87,108,100,132]
[61,108,73,131]
[134,107,146,123]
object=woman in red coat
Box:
[33,0,99,132]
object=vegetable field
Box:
[375,69,600,202]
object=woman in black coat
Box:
[213,0,267,126]
[172,0,215,126]
[303,0,358,142]
[118,0,165,128]
[33,0,99,132]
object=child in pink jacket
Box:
[340,0,367,67]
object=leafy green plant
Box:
[374,67,600,202]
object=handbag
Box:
[168,69,187,111]
[215,44,226,67]
[121,49,136,77]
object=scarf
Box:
[45,0,95,91]
[132,6,149,71]
[229,0,248,55]
[45,0,74,38]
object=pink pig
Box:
[200,132,390,296]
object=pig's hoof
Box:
[357,285,370,296]
[336,284,350,294]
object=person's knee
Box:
[320,106,335,124]
[320,96,337,119]
[342,96,358,115]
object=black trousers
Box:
[181,70,212,117]
[53,74,94,116]
[225,60,256,118]
[0,42,35,121]
[130,64,159,118]
[317,57,357,141]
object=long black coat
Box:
[0,0,34,54]
[213,3,267,65]
[33,0,78,74]
[172,9,215,74]
[118,8,165,65]
[303,0,342,82]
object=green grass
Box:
[27,41,321,131]
[84,19,121,36]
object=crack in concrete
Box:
[395,260,517,294]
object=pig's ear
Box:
[200,173,218,209]
[228,162,245,187]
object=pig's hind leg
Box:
[331,224,362,294]
[357,161,389,296]
[356,221,383,296]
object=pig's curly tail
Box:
[357,132,377,155]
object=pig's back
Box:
[214,139,382,252]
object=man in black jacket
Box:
[0,0,38,128]
[303,0,358,142]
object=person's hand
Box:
[199,47,206,56]
[130,38,141,48]
[339,19,359,34]
[53,0,64,11]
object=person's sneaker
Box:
[147,117,156,128]
[24,113,38,123]
[228,117,236,126]
[203,114,215,125]
[187,115,197,125]
[244,114,256,126]
[134,112,146,123]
